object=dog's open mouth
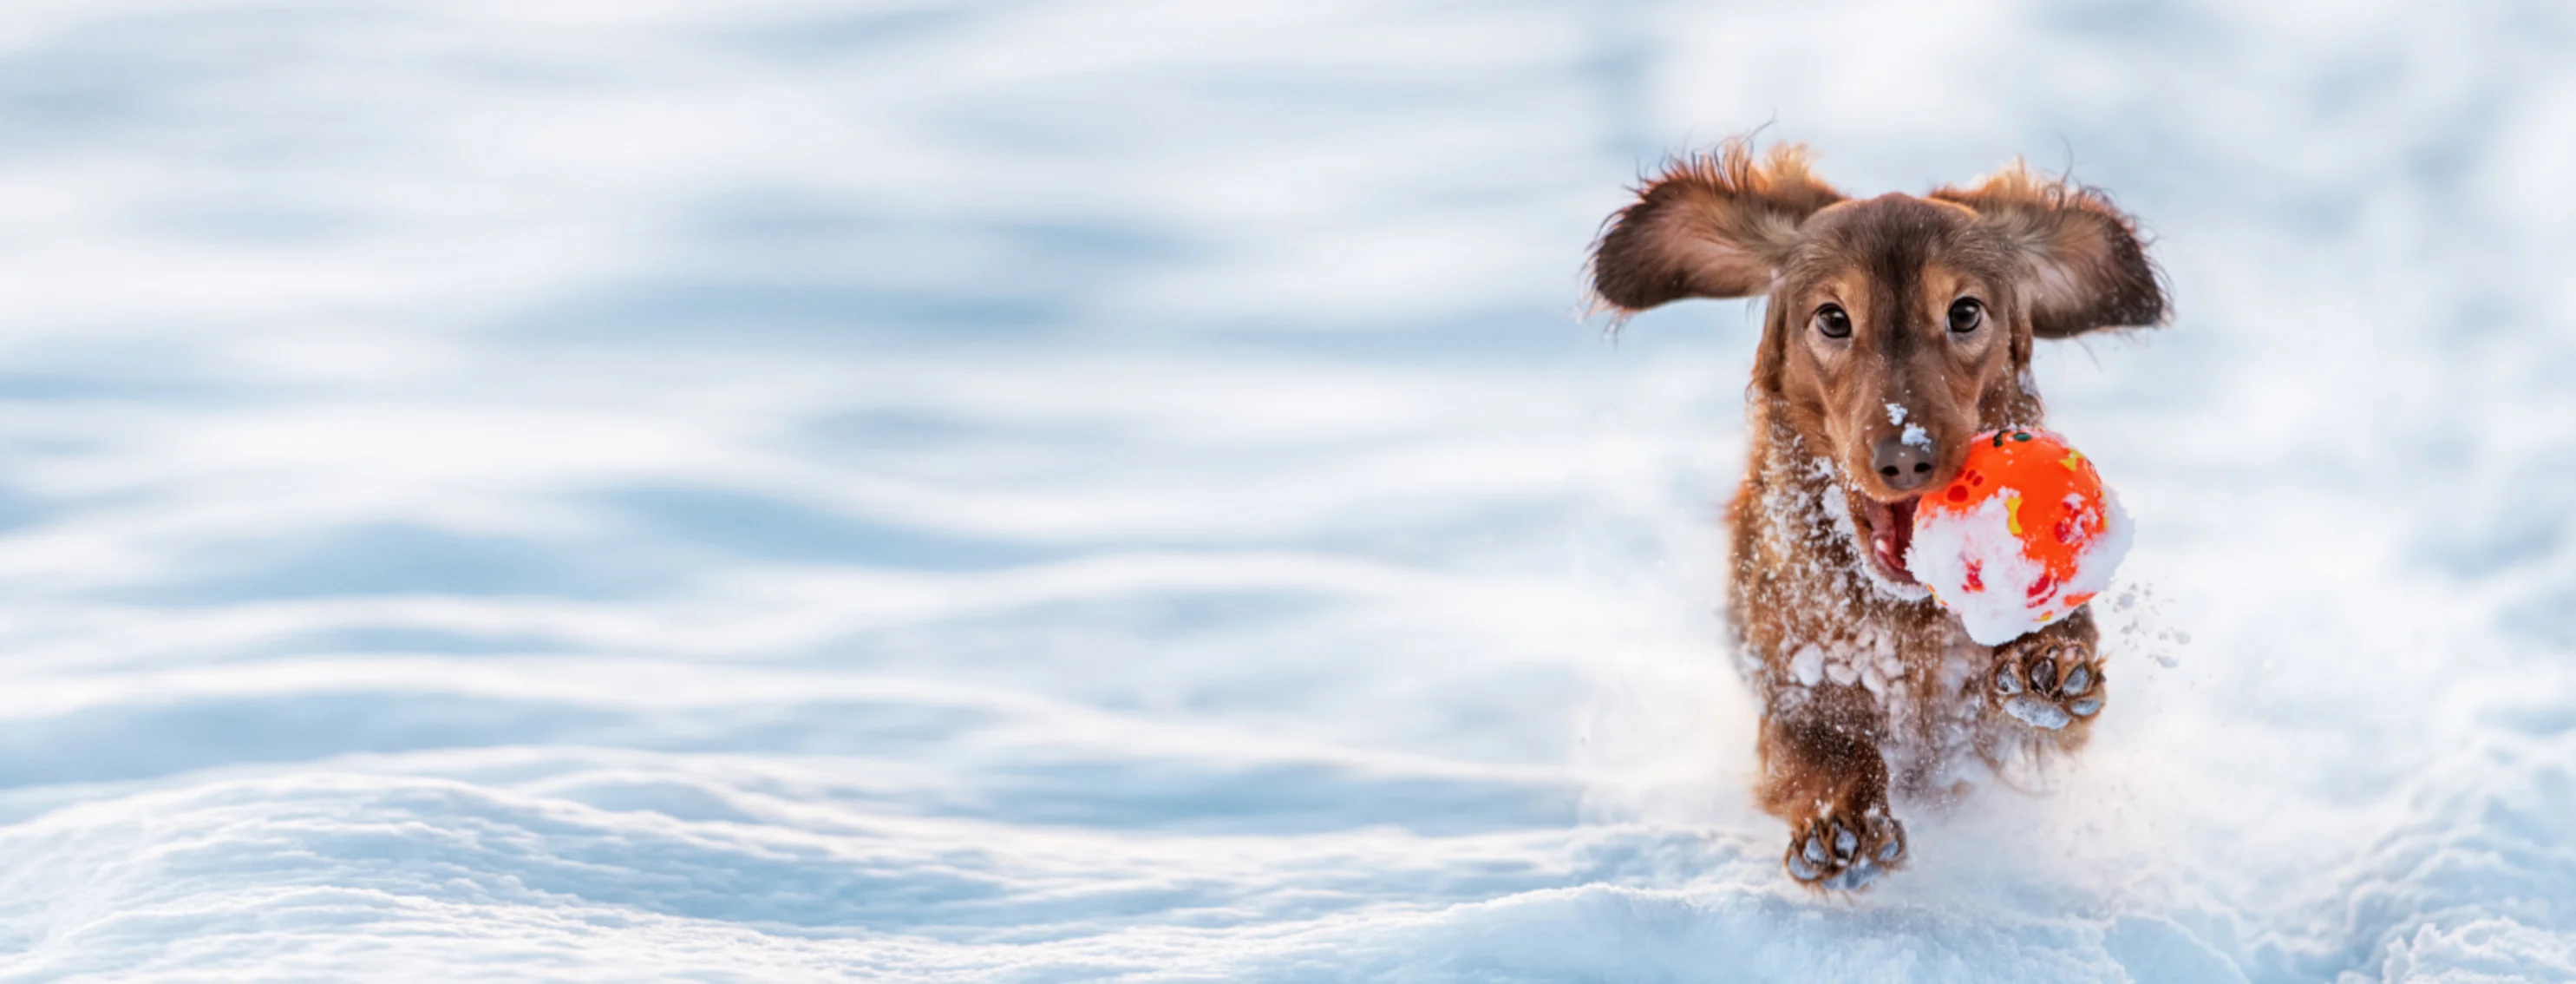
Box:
[1857,494,1921,586]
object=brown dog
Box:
[1587,141,2166,889]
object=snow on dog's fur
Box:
[1588,140,2167,889]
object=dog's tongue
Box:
[1870,497,1920,584]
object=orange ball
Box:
[1906,428,2131,645]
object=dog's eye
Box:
[1947,298,1984,334]
[1814,305,1853,339]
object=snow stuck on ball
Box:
[1905,428,2132,646]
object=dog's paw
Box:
[1991,638,2103,730]
[1782,803,1906,891]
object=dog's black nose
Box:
[1872,434,1937,491]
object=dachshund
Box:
[1587,140,2166,889]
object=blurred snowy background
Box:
[0,0,2570,980]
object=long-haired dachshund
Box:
[1588,140,2166,889]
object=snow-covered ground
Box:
[0,1,2571,980]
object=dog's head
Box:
[1589,141,2165,588]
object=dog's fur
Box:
[1588,140,2166,889]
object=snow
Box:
[1910,493,2056,644]
[0,0,2571,981]
[1790,644,1826,688]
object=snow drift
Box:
[0,0,2570,981]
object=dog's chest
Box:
[1731,442,1997,751]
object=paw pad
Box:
[2062,663,2092,696]
[1782,810,1906,891]
[2027,650,2057,692]
[1990,642,2102,730]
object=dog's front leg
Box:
[1987,607,2106,731]
[1755,686,1906,890]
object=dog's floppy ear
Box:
[1932,162,2167,338]
[1589,141,1845,314]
